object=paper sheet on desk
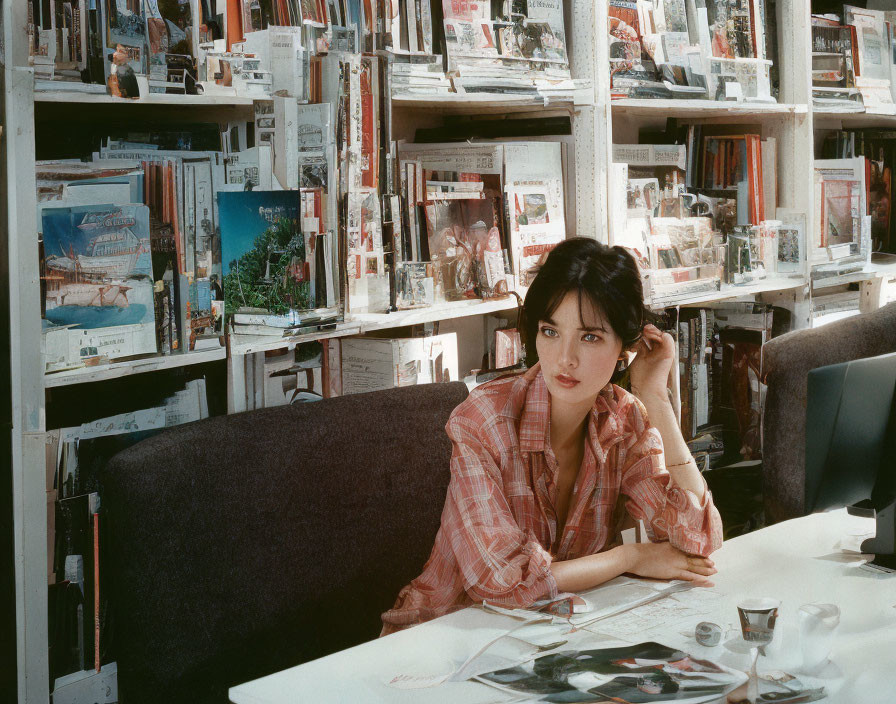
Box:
[584,589,727,643]
[572,576,693,627]
[449,627,622,684]
[482,576,692,628]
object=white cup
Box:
[798,602,840,673]
[136,75,149,99]
[737,598,780,649]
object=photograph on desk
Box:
[727,673,826,704]
[476,641,746,703]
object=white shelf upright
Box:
[3,1,49,702]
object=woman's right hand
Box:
[623,542,717,586]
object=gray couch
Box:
[101,382,469,703]
[761,302,896,524]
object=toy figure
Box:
[107,44,140,99]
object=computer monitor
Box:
[805,351,896,572]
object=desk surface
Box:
[230,510,896,704]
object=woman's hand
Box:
[622,541,716,586]
[628,324,675,403]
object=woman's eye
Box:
[539,326,558,338]
[583,334,601,343]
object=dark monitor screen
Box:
[805,351,896,571]
[805,351,896,515]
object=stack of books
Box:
[609,119,803,306]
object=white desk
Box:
[230,510,896,704]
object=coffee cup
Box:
[737,598,780,650]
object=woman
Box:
[381,238,722,635]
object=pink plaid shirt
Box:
[381,363,723,635]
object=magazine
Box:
[218,190,334,321]
[476,641,747,703]
[41,204,158,365]
[442,0,570,93]
[504,141,566,292]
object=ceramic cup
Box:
[737,598,781,649]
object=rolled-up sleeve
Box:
[617,399,723,557]
[444,411,559,606]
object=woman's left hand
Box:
[628,324,675,402]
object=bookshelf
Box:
[33,90,256,106]
[611,100,809,118]
[229,297,519,355]
[5,0,896,701]
[391,94,589,114]
[43,347,227,389]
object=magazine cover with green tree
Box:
[218,190,336,327]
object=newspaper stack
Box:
[390,56,451,97]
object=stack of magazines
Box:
[442,0,578,99]
[608,0,777,103]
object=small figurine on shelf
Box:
[107,44,140,99]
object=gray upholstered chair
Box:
[101,382,469,703]
[761,302,896,524]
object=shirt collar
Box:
[519,364,615,464]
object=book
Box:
[494,328,521,368]
[706,0,754,60]
[813,157,867,260]
[844,5,895,110]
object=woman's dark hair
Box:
[521,238,647,366]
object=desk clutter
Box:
[378,576,837,703]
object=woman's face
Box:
[536,291,624,409]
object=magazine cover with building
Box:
[41,203,157,362]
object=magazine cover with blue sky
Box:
[218,190,316,317]
[41,204,155,331]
